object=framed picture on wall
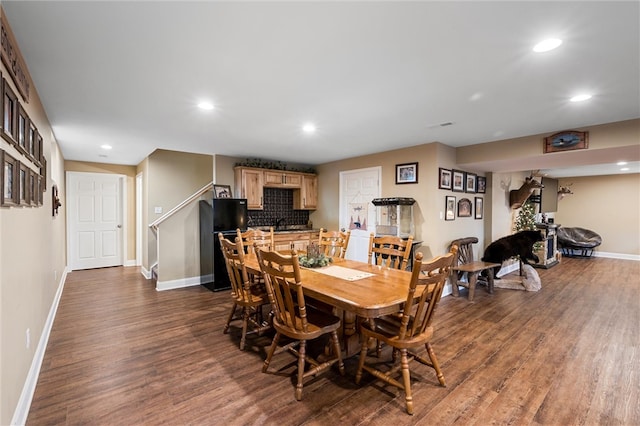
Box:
[213,184,232,198]
[452,169,465,192]
[477,176,486,193]
[465,172,477,193]
[457,198,472,217]
[396,162,418,184]
[475,197,483,219]
[1,150,18,206]
[445,196,456,221]
[438,168,452,190]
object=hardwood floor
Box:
[27,257,639,425]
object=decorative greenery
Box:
[235,158,316,174]
[298,254,332,268]
[514,201,543,251]
[514,201,537,233]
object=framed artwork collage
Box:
[1,72,46,209]
[439,167,485,221]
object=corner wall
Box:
[0,10,67,423]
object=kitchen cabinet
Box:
[234,167,264,210]
[264,170,302,188]
[294,174,318,210]
[273,231,320,252]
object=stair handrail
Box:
[149,181,214,233]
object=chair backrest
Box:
[449,237,478,267]
[255,247,309,333]
[396,245,457,341]
[237,227,274,254]
[218,233,254,302]
[318,228,351,258]
[368,233,414,270]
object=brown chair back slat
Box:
[368,233,414,270]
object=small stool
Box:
[451,261,500,301]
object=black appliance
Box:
[199,198,248,291]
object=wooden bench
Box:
[449,237,501,301]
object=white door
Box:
[339,167,381,262]
[67,172,123,270]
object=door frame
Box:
[66,171,128,270]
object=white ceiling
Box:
[3,1,639,178]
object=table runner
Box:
[305,265,375,281]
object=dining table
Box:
[243,253,415,357]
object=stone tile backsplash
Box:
[247,188,310,228]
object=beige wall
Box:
[457,119,640,172]
[312,142,486,260]
[0,16,67,422]
[467,120,640,256]
[555,174,640,255]
[64,161,137,262]
[145,149,213,283]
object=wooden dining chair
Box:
[355,246,457,415]
[237,227,274,254]
[218,233,271,350]
[318,228,351,258]
[255,246,345,401]
[368,233,414,270]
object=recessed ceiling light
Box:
[533,38,562,53]
[620,167,630,171]
[198,101,214,110]
[617,161,628,166]
[101,144,112,150]
[302,123,316,134]
[570,94,592,102]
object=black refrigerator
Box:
[199,198,248,291]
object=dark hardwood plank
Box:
[26,258,640,425]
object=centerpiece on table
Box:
[298,242,332,268]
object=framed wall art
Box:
[452,169,465,192]
[2,78,18,145]
[465,172,477,193]
[1,150,18,206]
[19,162,29,206]
[445,195,456,221]
[475,197,483,219]
[544,130,589,153]
[213,184,232,198]
[477,176,486,193]
[396,162,418,184]
[438,168,452,190]
[457,197,472,217]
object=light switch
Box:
[154,206,163,214]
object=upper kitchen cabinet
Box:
[234,167,264,210]
[294,174,318,210]
[263,170,302,188]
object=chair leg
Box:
[296,340,307,401]
[400,349,414,415]
[223,302,237,334]
[262,332,281,373]
[355,336,370,384]
[426,342,446,387]
[239,308,250,350]
[330,331,345,375]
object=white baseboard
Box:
[156,275,203,291]
[11,267,70,426]
[593,251,640,261]
[124,259,136,267]
[141,266,151,279]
